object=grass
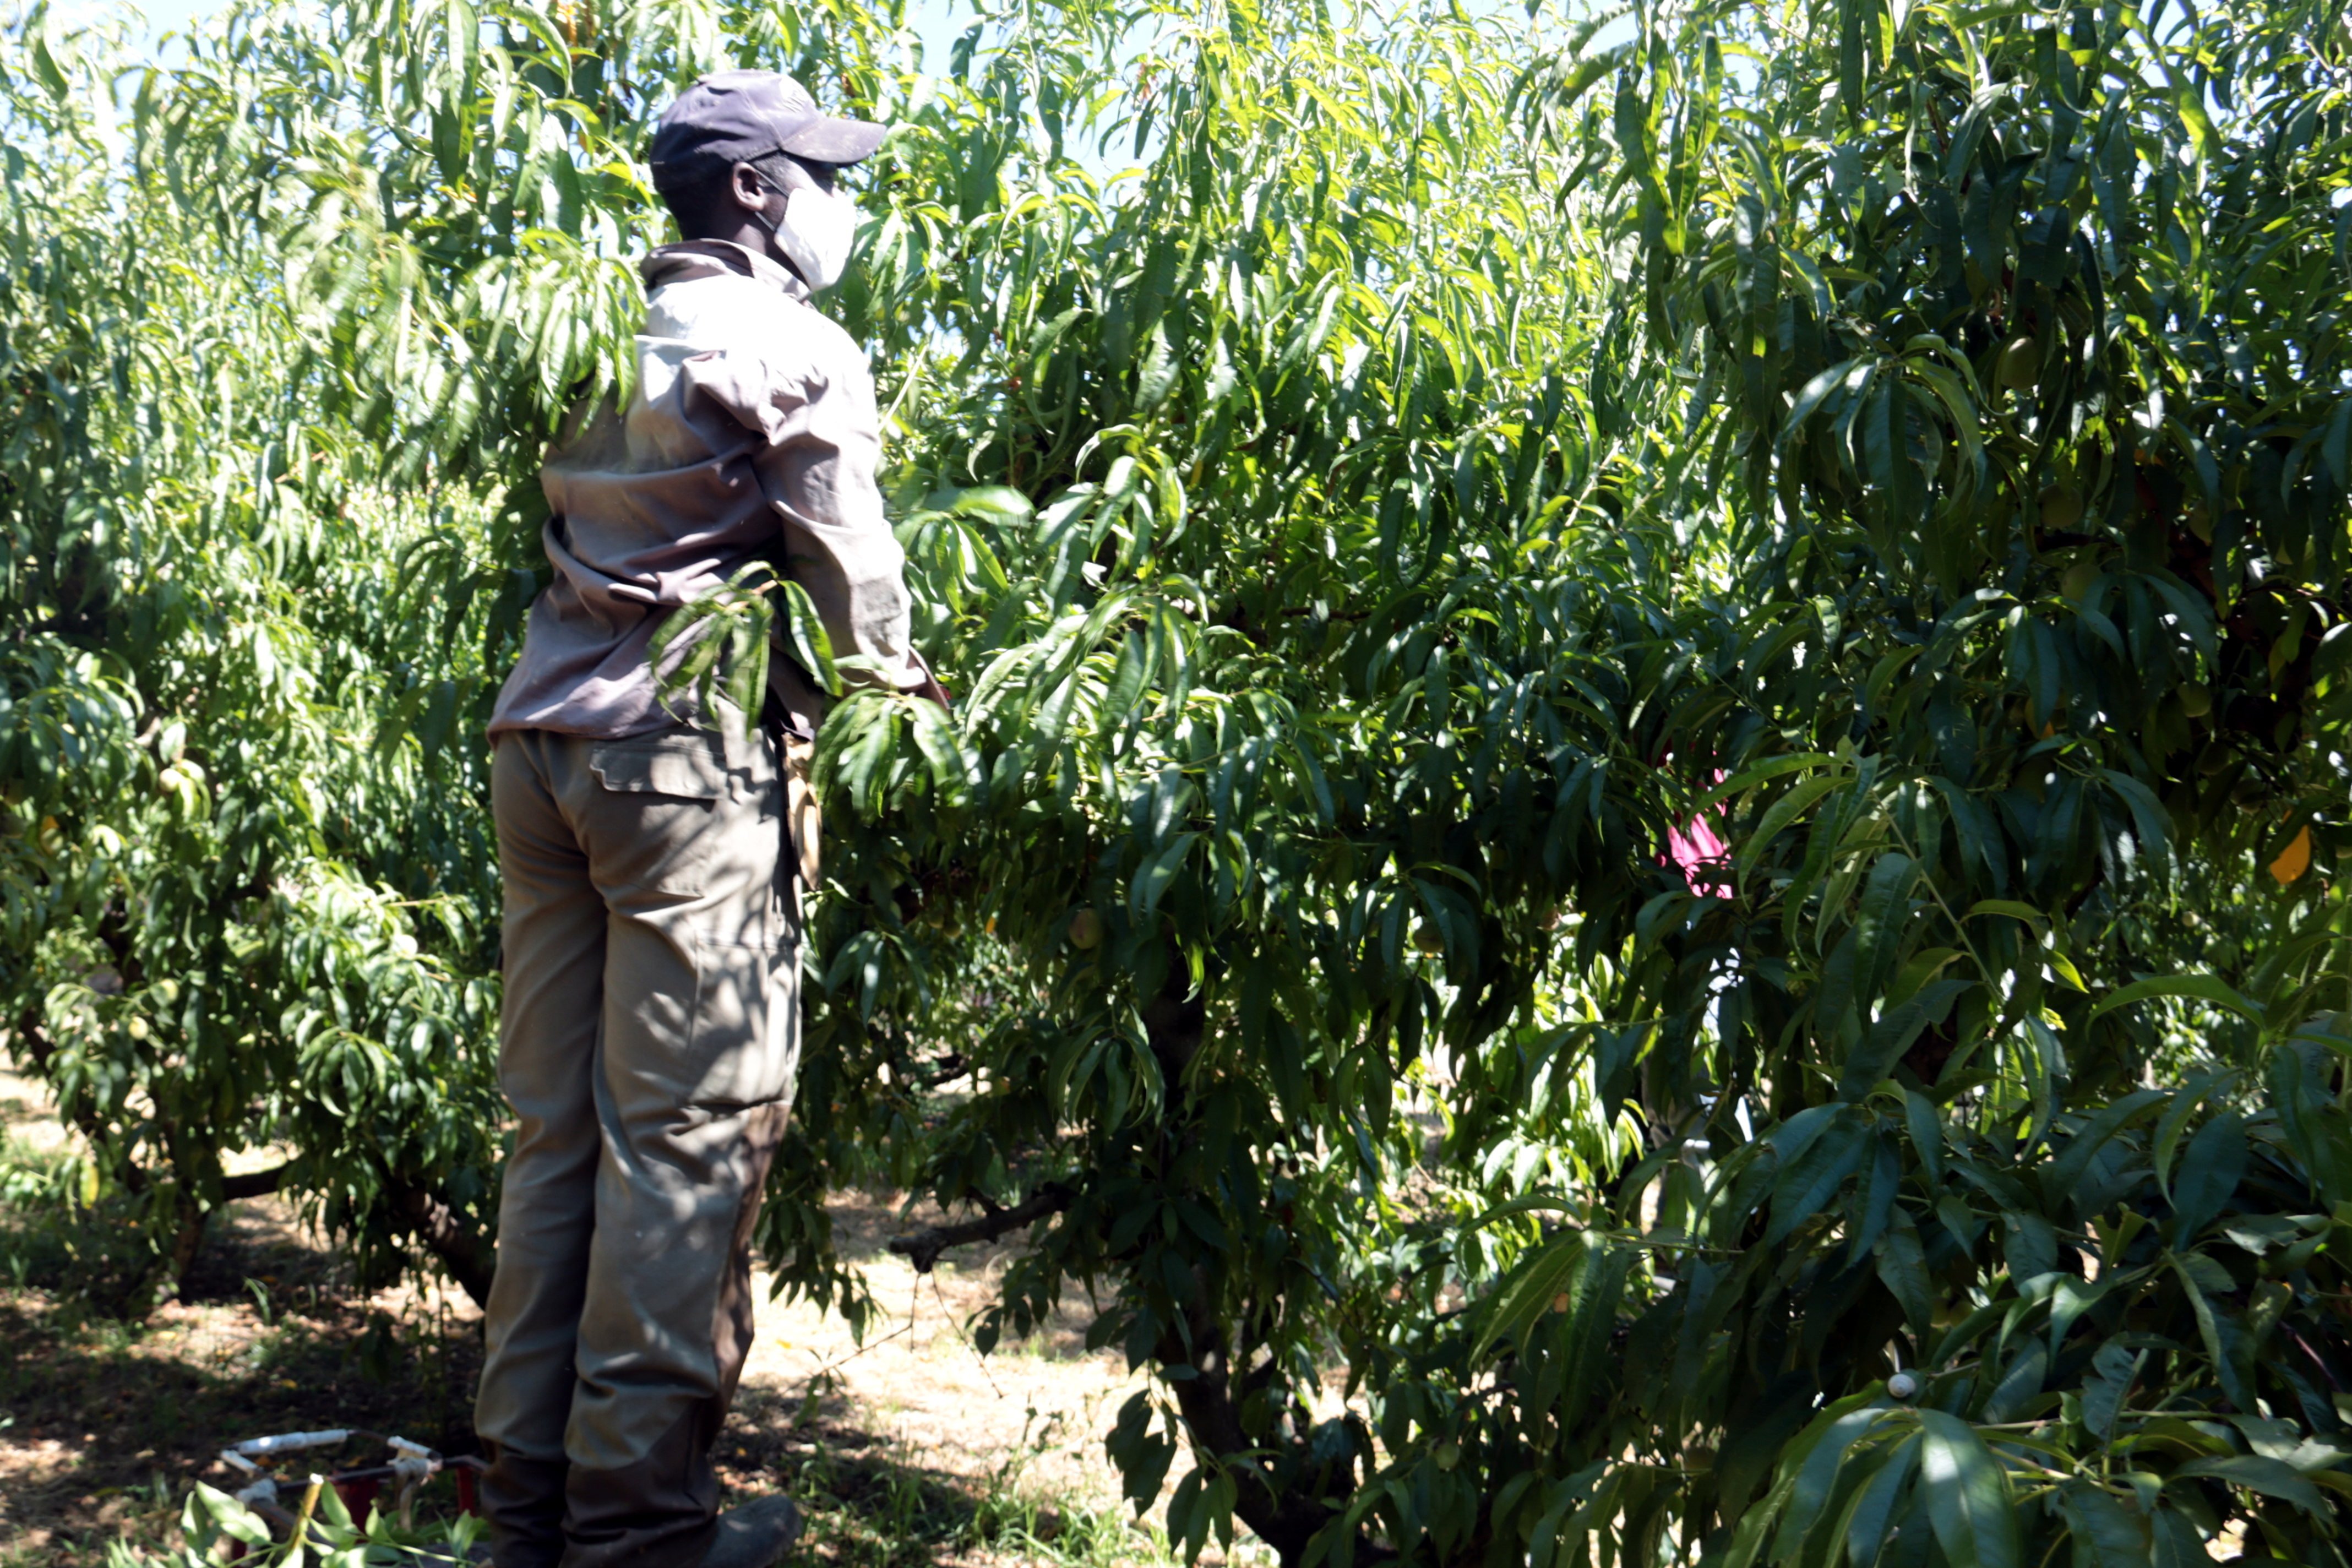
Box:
[780,1426,1169,1568]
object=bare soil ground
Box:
[0,1071,1213,1568]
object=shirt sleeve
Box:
[737,334,922,697]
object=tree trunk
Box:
[1137,955,1355,1568]
[390,1179,496,1309]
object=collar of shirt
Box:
[638,238,812,302]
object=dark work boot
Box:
[558,1403,743,1567]
[476,1450,568,1568]
[703,1496,804,1568]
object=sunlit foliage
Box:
[4,0,2350,1563]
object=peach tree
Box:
[4,0,2350,1564]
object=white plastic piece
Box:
[1887,1371,1919,1400]
[386,1438,440,1531]
[232,1428,352,1456]
[232,1477,279,1506]
[219,1450,261,1476]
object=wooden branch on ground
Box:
[885,1184,1074,1273]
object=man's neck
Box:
[646,238,810,301]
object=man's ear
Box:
[729,161,769,213]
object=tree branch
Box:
[389,1179,495,1309]
[886,1184,1074,1273]
[219,1163,289,1202]
[1127,972,1368,1568]
[1155,1309,1360,1568]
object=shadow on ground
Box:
[0,1190,1169,1567]
[0,1197,482,1566]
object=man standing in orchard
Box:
[473,72,934,1568]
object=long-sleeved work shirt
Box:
[488,239,917,741]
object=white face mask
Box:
[754,181,859,292]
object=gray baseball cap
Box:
[646,70,887,184]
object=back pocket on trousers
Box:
[589,732,731,798]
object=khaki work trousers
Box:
[476,723,799,1568]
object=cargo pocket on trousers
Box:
[685,930,799,1109]
[588,732,733,895]
[589,730,733,797]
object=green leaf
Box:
[1839,1433,1920,1568]
[2171,1251,2257,1412]
[2267,1044,2352,1207]
[1107,1391,1175,1513]
[1850,851,1919,987]
[775,578,841,698]
[2174,1455,2328,1517]
[1838,977,1971,1101]
[1735,773,1847,880]
[186,1484,274,1548]
[2084,973,2261,1026]
[1472,1231,1587,1361]
[1983,1340,2048,1424]
[2056,1481,2152,1566]
[1767,1109,1865,1246]
[1136,324,1179,411]
[1772,1403,1892,1558]
[1964,899,2048,932]
[1874,1215,1933,1337]
[2148,1506,2211,1568]
[2045,1088,2167,1207]
[1692,752,1837,815]
[2079,1342,2142,1440]
[1900,1086,1945,1184]
[1916,1409,2019,1568]
[945,484,1036,522]
[2168,1111,2248,1245]
[1463,1193,1582,1231]
[1128,831,1199,927]
[905,697,978,808]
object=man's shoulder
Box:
[647,271,868,387]
[643,266,794,344]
